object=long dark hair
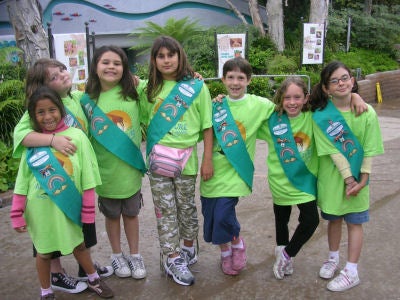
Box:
[309,61,358,111]
[85,45,138,101]
[25,58,70,107]
[146,36,194,102]
[27,87,66,132]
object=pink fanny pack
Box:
[149,144,193,178]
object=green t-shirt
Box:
[313,104,384,215]
[89,85,144,198]
[200,94,275,197]
[258,111,318,205]
[141,80,212,175]
[14,127,100,255]
[13,90,87,158]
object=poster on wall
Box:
[302,23,325,65]
[0,35,20,64]
[53,33,88,91]
[216,33,246,78]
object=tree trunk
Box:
[225,0,249,25]
[266,0,285,52]
[309,0,329,25]
[249,0,266,37]
[363,0,372,16]
[7,0,49,68]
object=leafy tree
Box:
[129,17,204,55]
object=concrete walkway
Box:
[1,100,399,299]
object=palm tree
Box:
[129,17,204,55]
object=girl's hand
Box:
[52,135,77,156]
[201,159,214,181]
[14,226,27,233]
[194,72,203,80]
[213,94,226,103]
[351,93,368,116]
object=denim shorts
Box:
[200,196,240,245]
[321,210,369,224]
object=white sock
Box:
[130,253,141,258]
[111,252,123,258]
[41,287,53,296]
[182,245,195,255]
[168,255,180,263]
[221,248,232,258]
[231,239,243,249]
[328,251,339,262]
[345,262,358,276]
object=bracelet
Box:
[50,133,55,147]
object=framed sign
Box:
[216,33,246,77]
[53,33,88,91]
[302,23,325,65]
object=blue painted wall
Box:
[0,0,267,48]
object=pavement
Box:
[1,99,400,300]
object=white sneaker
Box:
[273,246,290,280]
[319,258,339,279]
[127,254,147,279]
[327,269,360,292]
[111,254,131,278]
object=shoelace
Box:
[60,274,77,286]
[113,256,128,268]
[130,257,144,270]
[171,258,190,274]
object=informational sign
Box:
[53,33,88,91]
[302,23,325,65]
[216,33,246,77]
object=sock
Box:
[344,262,358,276]
[231,239,243,249]
[168,255,180,263]
[112,252,123,258]
[130,253,141,258]
[221,248,232,258]
[182,245,195,255]
[328,250,339,262]
[41,287,53,296]
[87,271,100,282]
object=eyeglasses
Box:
[329,74,351,85]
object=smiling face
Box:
[45,66,72,98]
[221,68,251,100]
[34,98,62,132]
[323,67,354,100]
[282,83,309,117]
[96,50,123,91]
[155,47,179,80]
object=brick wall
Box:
[357,69,400,103]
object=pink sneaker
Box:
[231,238,247,271]
[221,255,239,275]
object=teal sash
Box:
[313,100,364,181]
[64,107,84,131]
[27,147,82,226]
[146,78,204,155]
[269,112,317,196]
[81,94,146,174]
[212,98,254,189]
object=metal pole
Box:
[346,16,352,52]
[85,22,91,70]
[47,22,54,58]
